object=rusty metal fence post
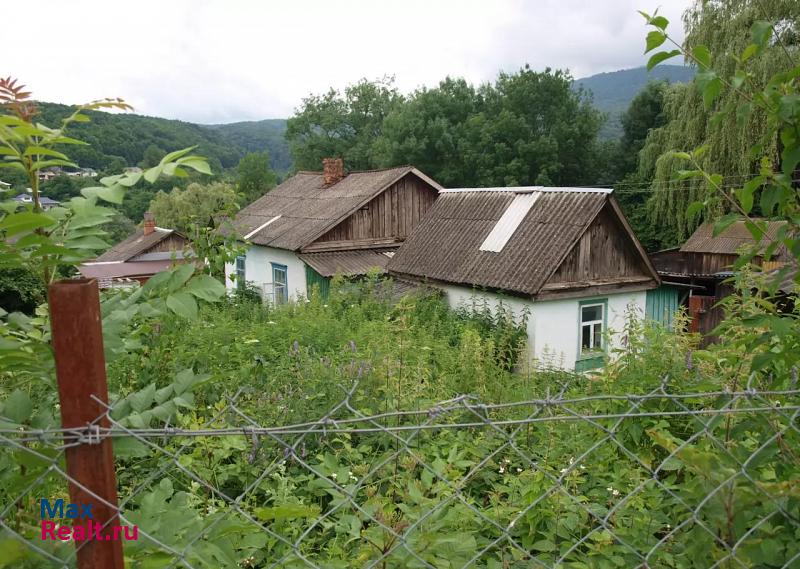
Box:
[49,278,125,569]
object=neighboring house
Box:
[387,187,660,371]
[650,220,789,341]
[37,167,62,182]
[12,193,60,210]
[79,212,189,288]
[226,159,441,303]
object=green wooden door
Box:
[646,286,680,328]
[305,264,330,300]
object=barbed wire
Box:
[2,382,799,568]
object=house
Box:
[78,212,189,288]
[11,193,60,210]
[225,159,441,303]
[650,219,789,341]
[387,187,660,371]
[37,167,62,182]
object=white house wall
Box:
[438,284,646,371]
[224,245,308,302]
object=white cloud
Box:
[6,0,691,123]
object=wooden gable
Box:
[538,200,658,299]
[302,173,438,252]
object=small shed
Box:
[388,187,660,371]
[650,220,789,342]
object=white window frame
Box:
[580,302,605,355]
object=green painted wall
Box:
[646,286,681,328]
[305,265,330,299]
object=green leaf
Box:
[531,539,556,552]
[168,263,195,291]
[712,213,739,237]
[177,157,211,175]
[159,146,197,165]
[647,49,681,71]
[741,43,759,62]
[130,383,156,413]
[781,144,800,177]
[0,538,27,568]
[166,292,198,319]
[686,201,704,220]
[649,15,668,30]
[22,146,69,160]
[692,45,711,69]
[0,211,56,236]
[2,390,33,424]
[143,165,163,184]
[81,185,125,204]
[702,76,722,108]
[751,20,772,48]
[185,274,226,302]
[645,31,666,53]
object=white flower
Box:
[330,473,337,479]
[606,486,621,497]
[516,468,522,473]
[508,519,516,528]
[503,458,511,464]
[560,467,569,475]
[580,465,586,470]
[499,466,505,474]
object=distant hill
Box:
[574,65,695,138]
[35,102,291,175]
[204,119,290,172]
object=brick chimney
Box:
[322,158,344,186]
[143,211,156,235]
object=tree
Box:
[378,67,603,188]
[149,182,238,233]
[641,0,800,243]
[604,82,669,250]
[286,77,402,171]
[140,143,166,168]
[236,152,276,204]
[374,78,482,187]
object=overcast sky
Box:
[7,0,692,124]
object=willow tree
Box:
[641,0,800,245]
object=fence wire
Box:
[2,380,800,568]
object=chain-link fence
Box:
[2,378,799,568]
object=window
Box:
[235,255,246,289]
[271,263,288,305]
[580,302,604,354]
[576,299,607,372]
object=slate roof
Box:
[232,166,441,251]
[680,220,789,256]
[388,187,640,296]
[299,248,395,277]
[95,228,182,262]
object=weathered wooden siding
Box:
[650,249,741,276]
[547,205,651,286]
[142,234,187,255]
[310,175,437,247]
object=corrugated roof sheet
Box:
[680,220,788,256]
[233,166,439,251]
[299,248,395,277]
[388,188,608,295]
[95,228,181,262]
